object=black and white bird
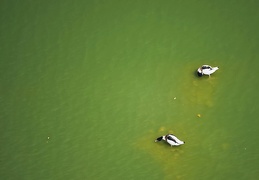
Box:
[155,134,185,146]
[197,65,219,77]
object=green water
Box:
[1,0,259,179]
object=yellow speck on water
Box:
[221,143,230,150]
[159,127,165,132]
[197,114,201,118]
[47,137,50,140]
[168,130,174,134]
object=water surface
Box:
[1,0,259,179]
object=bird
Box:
[155,134,185,146]
[197,65,219,77]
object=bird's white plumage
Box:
[197,65,219,77]
[155,134,185,146]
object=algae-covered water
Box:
[1,0,259,179]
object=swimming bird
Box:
[155,134,185,146]
[197,65,219,77]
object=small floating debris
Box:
[173,97,176,100]
[47,136,50,143]
[197,114,201,118]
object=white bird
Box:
[155,134,185,146]
[197,65,219,77]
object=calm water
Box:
[1,0,259,179]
